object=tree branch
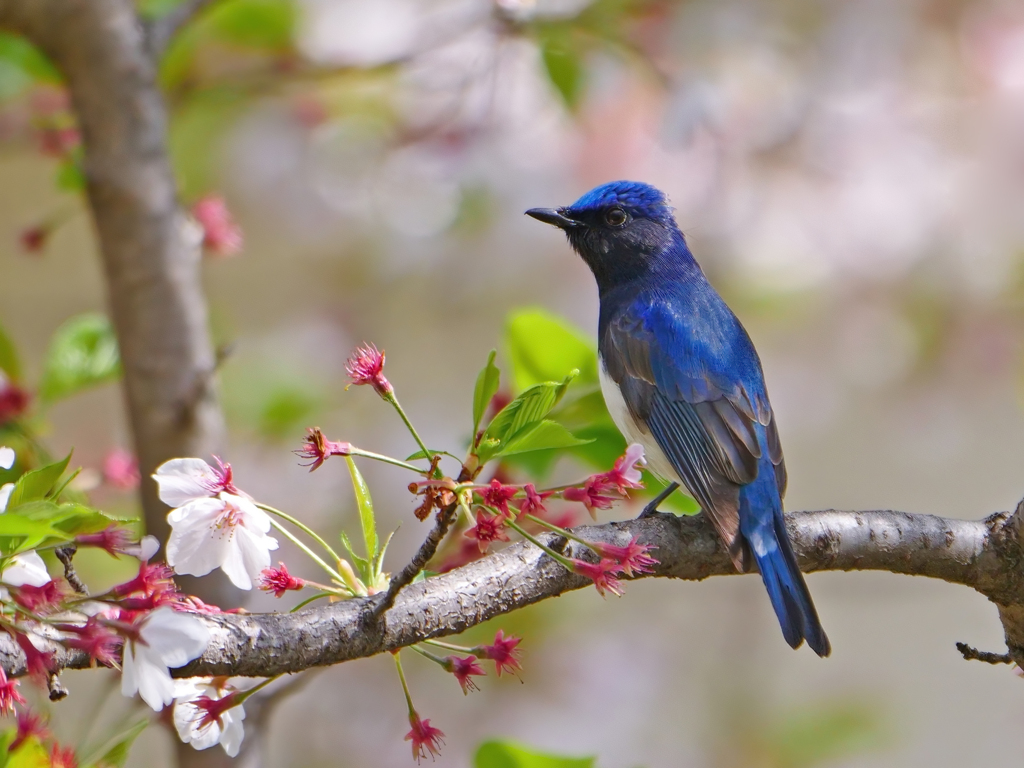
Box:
[4,506,1019,680]
[0,0,226,566]
[145,0,221,59]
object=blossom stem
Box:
[231,675,279,706]
[524,514,592,547]
[422,638,473,653]
[385,394,432,464]
[265,518,349,589]
[393,651,416,717]
[350,448,425,474]
[408,644,448,667]
[505,519,576,569]
[256,503,346,568]
[289,593,331,613]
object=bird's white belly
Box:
[598,362,680,484]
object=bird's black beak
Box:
[525,207,580,230]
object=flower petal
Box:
[0,484,13,513]
[141,607,211,669]
[153,459,219,507]
[0,447,13,471]
[167,498,231,579]
[224,493,271,534]
[127,643,177,710]
[219,706,246,757]
[2,551,50,587]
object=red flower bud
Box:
[345,343,393,398]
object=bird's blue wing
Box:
[601,298,787,569]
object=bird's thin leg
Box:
[638,482,679,518]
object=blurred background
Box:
[2,0,1024,765]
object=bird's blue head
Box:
[526,181,686,292]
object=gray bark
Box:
[3,506,1022,679]
[0,1,231,764]
[0,0,224,555]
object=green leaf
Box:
[0,728,13,768]
[258,384,318,440]
[50,503,116,536]
[0,33,59,101]
[344,457,378,565]
[82,717,149,768]
[208,0,297,51]
[338,530,370,583]
[498,420,592,457]
[56,153,86,192]
[39,314,121,403]
[371,529,395,583]
[538,27,585,108]
[477,371,577,464]
[472,349,501,436]
[6,736,48,768]
[405,449,455,461]
[0,512,62,539]
[6,451,71,508]
[474,739,595,768]
[505,308,597,391]
[0,324,21,382]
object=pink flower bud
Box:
[259,562,305,597]
[18,225,49,255]
[405,711,444,763]
[102,449,140,490]
[192,195,243,257]
[481,479,517,518]
[0,667,25,716]
[11,580,68,614]
[472,630,522,678]
[55,618,122,667]
[9,710,50,752]
[49,744,77,768]
[464,510,509,553]
[570,557,625,597]
[345,343,393,398]
[442,655,485,694]
[589,536,658,577]
[295,427,353,471]
[0,382,30,424]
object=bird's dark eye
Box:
[604,207,627,227]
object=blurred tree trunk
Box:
[0,1,243,766]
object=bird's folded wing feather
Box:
[602,304,786,569]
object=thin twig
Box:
[54,545,88,595]
[955,642,1014,665]
[372,502,459,620]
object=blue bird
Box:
[526,180,830,656]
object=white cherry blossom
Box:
[121,606,211,711]
[166,492,278,590]
[1,551,50,588]
[0,446,13,470]
[173,677,253,757]
[152,457,241,508]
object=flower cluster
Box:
[0,336,668,765]
[154,458,279,590]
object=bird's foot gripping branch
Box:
[0,323,667,764]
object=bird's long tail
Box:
[739,474,830,657]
